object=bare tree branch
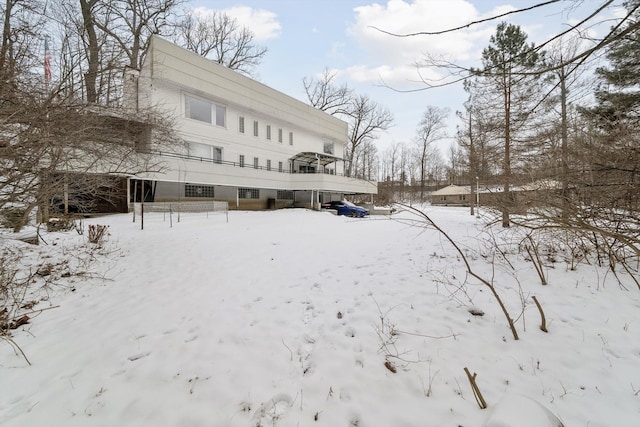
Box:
[370,0,562,37]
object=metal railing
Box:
[152,150,345,176]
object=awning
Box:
[289,152,344,166]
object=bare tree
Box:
[0,0,44,89]
[303,68,352,115]
[0,1,178,231]
[447,142,467,185]
[415,106,448,200]
[92,0,184,71]
[173,9,267,77]
[344,94,394,178]
[303,70,393,177]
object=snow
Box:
[1,206,639,426]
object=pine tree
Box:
[474,22,543,227]
[591,0,640,124]
[583,0,640,212]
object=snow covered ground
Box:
[1,206,639,426]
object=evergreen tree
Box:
[474,22,543,227]
[591,0,640,123]
[583,0,640,211]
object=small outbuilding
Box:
[431,185,471,206]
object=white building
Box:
[127,36,376,210]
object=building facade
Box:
[430,185,471,206]
[127,36,376,210]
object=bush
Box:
[87,224,109,245]
[0,207,26,230]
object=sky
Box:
[187,0,621,158]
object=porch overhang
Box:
[289,152,343,166]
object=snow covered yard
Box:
[1,206,639,426]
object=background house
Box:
[430,184,471,206]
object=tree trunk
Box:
[560,67,569,218]
[502,77,511,228]
[80,0,99,103]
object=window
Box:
[278,161,283,172]
[267,159,271,171]
[239,188,259,199]
[215,105,226,127]
[278,128,283,143]
[253,157,259,169]
[239,116,245,133]
[185,95,225,126]
[277,190,294,200]
[185,96,211,123]
[213,147,222,163]
[289,132,294,145]
[266,125,271,140]
[323,139,334,155]
[253,120,259,137]
[188,142,223,163]
[239,155,245,167]
[185,184,215,198]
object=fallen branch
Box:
[464,367,487,409]
[395,329,459,340]
[0,331,31,365]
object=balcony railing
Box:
[153,150,347,177]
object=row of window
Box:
[187,142,338,175]
[439,195,467,201]
[184,94,296,146]
[238,155,284,172]
[239,116,293,145]
[184,184,295,200]
[184,94,338,169]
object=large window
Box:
[253,157,259,169]
[239,116,245,133]
[185,96,211,123]
[266,125,271,140]
[239,188,259,199]
[185,95,225,126]
[239,154,245,167]
[278,128,283,143]
[253,120,259,137]
[185,184,215,198]
[188,142,222,162]
[289,132,294,146]
[267,159,272,171]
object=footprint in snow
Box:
[251,394,292,426]
[127,351,151,362]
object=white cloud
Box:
[344,0,510,84]
[345,63,443,90]
[224,6,282,41]
[191,6,282,41]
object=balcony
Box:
[144,150,377,194]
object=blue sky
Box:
[189,0,621,156]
